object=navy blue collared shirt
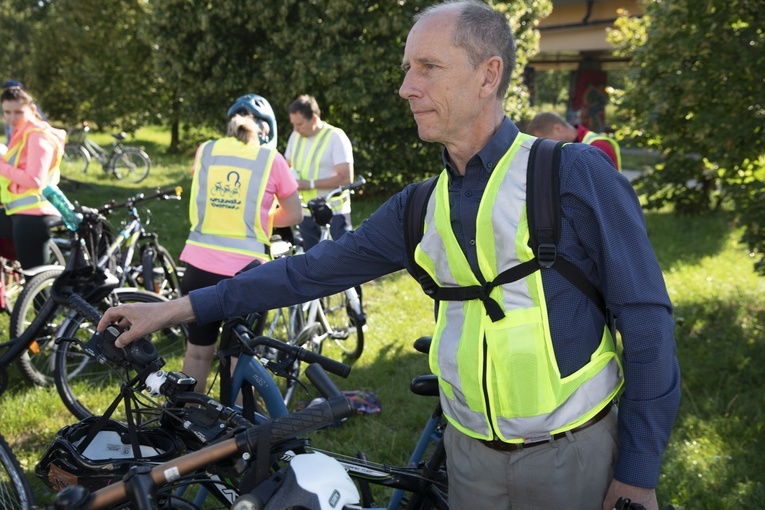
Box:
[191,117,680,489]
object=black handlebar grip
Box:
[245,334,351,378]
[304,363,343,399]
[413,336,432,355]
[239,394,355,454]
[298,348,351,378]
[67,294,101,323]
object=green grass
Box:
[1,128,763,508]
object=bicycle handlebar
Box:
[326,176,366,201]
[71,379,352,510]
[233,323,352,379]
[66,294,161,371]
[95,186,182,214]
[302,176,366,208]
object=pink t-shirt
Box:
[179,143,298,276]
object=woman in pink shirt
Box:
[178,94,302,391]
[0,86,65,269]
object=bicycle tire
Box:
[110,147,151,183]
[1,239,66,317]
[61,143,90,174]
[54,289,188,421]
[12,268,65,387]
[0,432,35,510]
[322,290,364,359]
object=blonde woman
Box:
[179,94,302,391]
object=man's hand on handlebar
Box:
[97,296,196,348]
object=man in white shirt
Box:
[285,94,354,249]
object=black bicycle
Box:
[36,296,448,510]
[9,188,185,389]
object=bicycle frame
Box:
[80,136,109,166]
[293,177,366,355]
[224,321,446,510]
[0,188,181,395]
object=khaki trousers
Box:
[445,406,619,510]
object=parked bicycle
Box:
[35,295,353,509]
[0,234,66,316]
[61,122,151,183]
[6,187,186,390]
[40,297,448,510]
[293,177,367,360]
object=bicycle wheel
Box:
[54,289,188,421]
[110,147,150,183]
[11,268,65,387]
[61,143,90,174]
[321,289,364,359]
[0,432,34,510]
[140,243,182,300]
[2,239,66,316]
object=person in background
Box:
[3,80,47,144]
[0,86,64,269]
[178,93,302,391]
[98,2,678,508]
[285,94,354,250]
[528,111,622,171]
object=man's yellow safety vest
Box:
[289,124,350,212]
[415,134,623,443]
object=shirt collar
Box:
[442,117,520,177]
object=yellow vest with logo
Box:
[187,138,277,260]
[1,127,62,214]
[289,124,350,212]
[582,131,622,171]
[415,134,623,443]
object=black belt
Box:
[478,402,614,452]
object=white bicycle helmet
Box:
[232,451,360,510]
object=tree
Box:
[609,0,765,272]
[609,0,764,210]
[32,0,160,130]
[149,0,551,194]
[0,1,46,92]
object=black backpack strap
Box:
[527,138,562,268]
[403,140,606,322]
[403,176,438,285]
[527,138,606,315]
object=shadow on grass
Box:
[644,210,735,272]
[660,297,765,508]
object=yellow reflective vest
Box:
[415,134,623,443]
[1,126,62,214]
[288,124,350,212]
[582,131,622,171]
[186,138,277,260]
